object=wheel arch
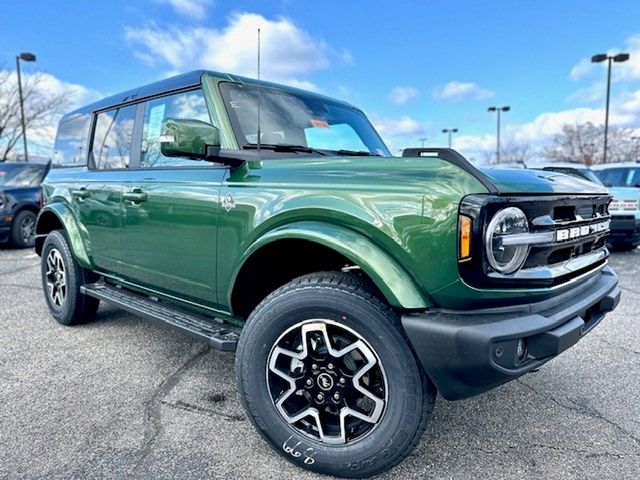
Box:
[13,202,40,217]
[35,204,92,268]
[228,222,430,319]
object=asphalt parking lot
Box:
[0,248,639,480]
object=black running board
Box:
[81,282,241,351]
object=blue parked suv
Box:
[0,162,49,247]
[591,163,640,251]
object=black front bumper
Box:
[608,215,640,245]
[0,217,10,243]
[402,267,620,400]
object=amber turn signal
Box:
[459,215,472,260]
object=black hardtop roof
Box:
[64,70,355,119]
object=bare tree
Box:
[543,122,638,165]
[0,67,70,161]
[500,141,532,164]
[543,123,600,165]
[481,142,531,165]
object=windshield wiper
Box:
[335,149,380,156]
[243,143,328,155]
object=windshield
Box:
[0,164,46,188]
[579,169,605,186]
[219,82,390,157]
[596,167,640,188]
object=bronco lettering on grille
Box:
[555,220,610,242]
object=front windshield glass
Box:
[0,164,45,188]
[597,167,640,188]
[219,82,391,157]
[579,169,605,186]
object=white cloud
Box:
[155,0,212,21]
[125,13,334,90]
[388,86,419,106]
[452,99,640,165]
[433,81,494,101]
[33,73,101,107]
[570,58,593,81]
[566,81,606,104]
[285,78,321,93]
[368,114,429,153]
[372,115,427,137]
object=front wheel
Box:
[236,272,435,478]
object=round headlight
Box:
[485,207,529,274]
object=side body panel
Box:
[216,156,489,312]
[121,167,225,304]
[39,167,122,270]
[2,186,42,214]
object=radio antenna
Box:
[257,27,261,154]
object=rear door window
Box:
[598,168,627,187]
[53,114,90,166]
[92,105,137,169]
[625,168,640,187]
[140,89,211,168]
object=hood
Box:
[479,167,610,196]
[0,185,39,195]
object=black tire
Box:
[40,230,99,325]
[610,242,638,252]
[236,272,436,478]
[10,210,37,248]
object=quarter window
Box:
[53,114,90,166]
[140,89,211,168]
[92,105,137,169]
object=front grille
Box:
[459,194,611,289]
[524,201,610,268]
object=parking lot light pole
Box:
[442,128,458,148]
[419,137,427,148]
[591,52,630,163]
[487,106,510,164]
[16,52,36,162]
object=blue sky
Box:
[2,0,640,161]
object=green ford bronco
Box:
[38,70,620,477]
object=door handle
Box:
[71,188,91,200]
[123,190,148,203]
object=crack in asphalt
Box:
[161,399,245,422]
[0,284,42,291]
[619,285,640,296]
[127,345,211,478]
[467,442,639,459]
[0,264,38,277]
[597,337,640,356]
[516,378,640,447]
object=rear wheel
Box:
[236,272,435,478]
[10,210,37,248]
[610,242,638,251]
[41,230,99,325]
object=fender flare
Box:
[35,203,92,268]
[229,221,430,310]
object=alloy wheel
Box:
[20,215,36,244]
[266,319,387,445]
[45,248,67,307]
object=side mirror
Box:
[160,118,221,159]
